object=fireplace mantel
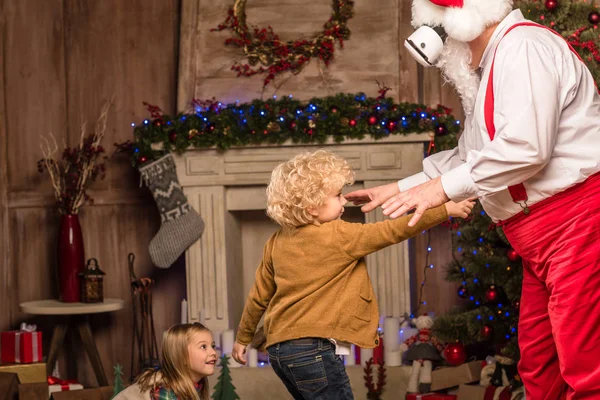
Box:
[174,133,431,334]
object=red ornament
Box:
[387,120,397,131]
[545,0,558,11]
[513,300,520,311]
[589,11,600,25]
[169,132,177,143]
[139,156,148,164]
[485,285,499,303]
[443,342,467,366]
[435,123,448,136]
[289,121,297,129]
[329,106,339,114]
[367,115,378,125]
[153,119,162,127]
[307,129,314,135]
[457,285,468,299]
[349,119,357,127]
[507,248,520,261]
[481,325,493,339]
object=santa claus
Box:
[346,1,600,399]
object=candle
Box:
[248,347,258,368]
[181,299,188,324]
[384,349,403,367]
[221,329,234,355]
[384,317,400,351]
[345,345,356,366]
[360,348,374,367]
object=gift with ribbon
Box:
[48,376,84,394]
[1,323,43,364]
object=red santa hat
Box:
[411,0,514,42]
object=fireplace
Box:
[173,134,430,335]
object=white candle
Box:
[384,317,400,351]
[181,299,188,324]
[360,348,374,367]
[384,349,403,367]
[345,345,356,366]
[221,329,235,355]
[248,347,258,368]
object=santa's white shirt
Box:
[400,10,600,222]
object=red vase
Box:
[57,214,85,302]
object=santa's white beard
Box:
[435,39,481,117]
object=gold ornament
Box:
[308,120,316,129]
[267,121,281,133]
[188,129,199,139]
[340,117,350,126]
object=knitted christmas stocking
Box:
[139,154,205,268]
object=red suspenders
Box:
[483,22,588,214]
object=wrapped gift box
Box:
[431,361,483,391]
[406,394,457,400]
[0,362,46,383]
[1,329,43,364]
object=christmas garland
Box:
[125,90,460,167]
[211,0,354,87]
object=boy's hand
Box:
[232,341,247,365]
[444,199,476,219]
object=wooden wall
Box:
[0,0,464,387]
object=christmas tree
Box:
[515,0,600,84]
[112,364,125,399]
[211,355,240,400]
[433,203,523,360]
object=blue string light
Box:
[473,278,479,283]
[131,123,135,127]
[477,315,482,320]
[144,119,149,125]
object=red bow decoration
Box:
[48,376,78,391]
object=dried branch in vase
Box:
[38,102,111,215]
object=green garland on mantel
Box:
[126,92,461,167]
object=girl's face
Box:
[314,187,347,224]
[188,330,217,381]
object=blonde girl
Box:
[114,323,217,400]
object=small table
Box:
[20,299,124,387]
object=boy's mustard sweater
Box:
[236,205,448,349]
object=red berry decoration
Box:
[481,325,493,339]
[485,285,500,303]
[367,115,378,125]
[387,120,397,131]
[457,285,468,299]
[507,248,520,261]
[589,11,600,25]
[289,121,297,130]
[349,119,357,127]
[435,123,448,136]
[153,119,162,127]
[169,132,177,143]
[444,342,467,366]
[139,156,148,164]
[329,106,339,114]
[545,0,558,11]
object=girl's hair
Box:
[136,323,211,400]
[267,149,355,228]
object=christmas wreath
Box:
[211,0,354,87]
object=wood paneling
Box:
[0,0,461,388]
[1,0,182,387]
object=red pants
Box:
[502,173,600,400]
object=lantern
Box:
[79,258,105,303]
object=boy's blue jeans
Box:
[267,338,354,400]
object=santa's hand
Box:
[344,182,399,213]
[399,343,409,352]
[382,177,449,225]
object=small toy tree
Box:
[112,364,125,399]
[211,355,240,400]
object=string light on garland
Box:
[127,92,461,167]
